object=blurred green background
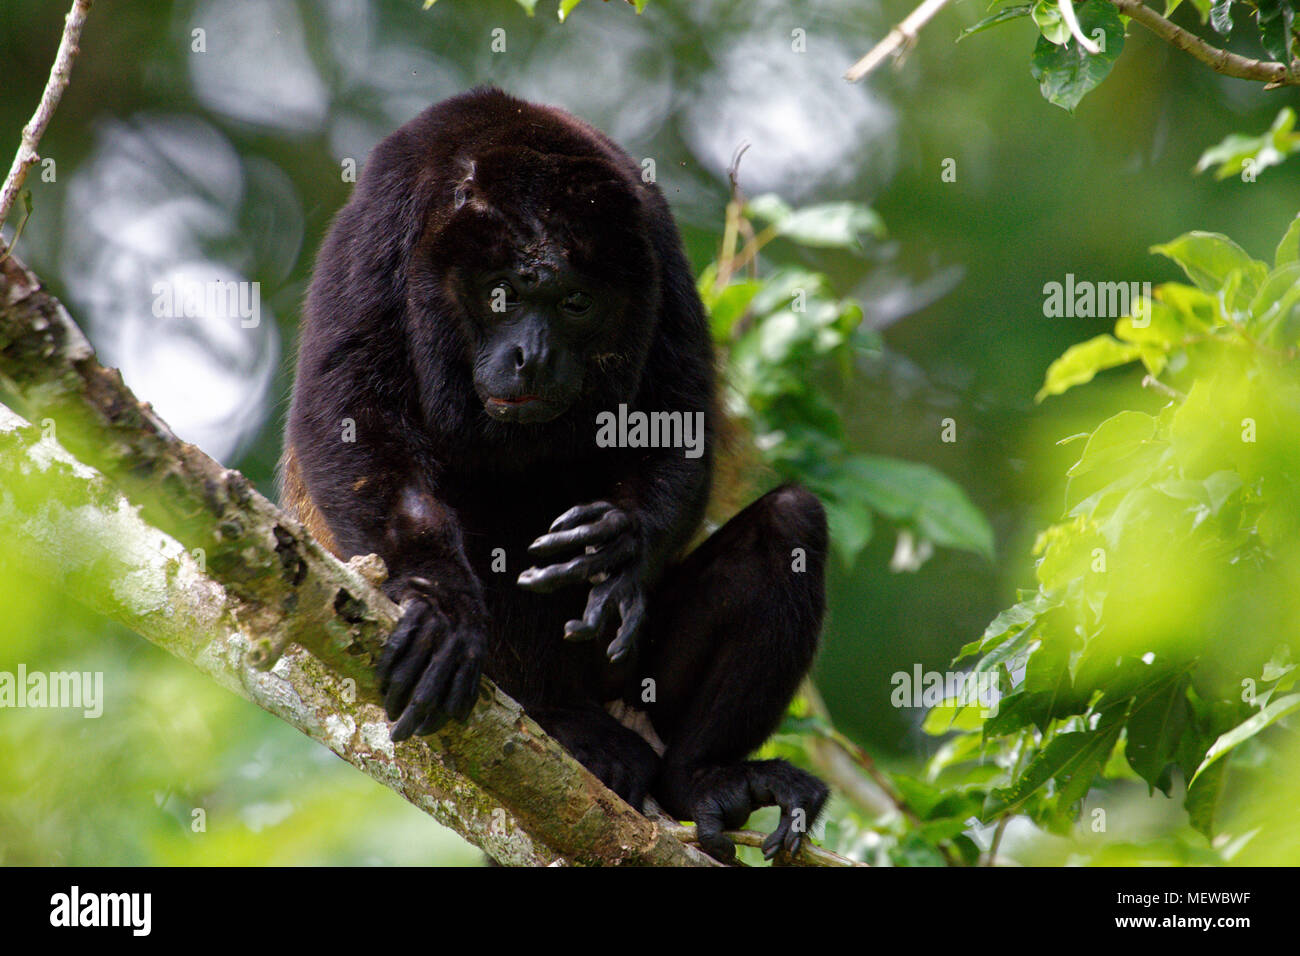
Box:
[1,0,1296,864]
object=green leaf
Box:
[1124,674,1189,795]
[1029,0,1125,112]
[515,0,539,14]
[752,199,885,250]
[558,0,583,21]
[704,279,762,340]
[1248,261,1300,340]
[1195,108,1300,181]
[985,707,1124,817]
[1185,757,1226,837]
[824,496,874,567]
[1036,334,1141,402]
[1032,0,1070,43]
[1067,410,1156,478]
[1190,693,1300,785]
[956,3,1033,41]
[1275,212,1300,269]
[1255,0,1294,62]
[1165,0,1212,18]
[1150,231,1268,296]
[956,592,1056,662]
[844,455,995,558]
[922,699,988,735]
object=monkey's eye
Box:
[560,292,593,317]
[488,281,518,313]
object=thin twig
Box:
[845,0,956,82]
[1106,0,1297,87]
[0,0,93,240]
[660,821,867,867]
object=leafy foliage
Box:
[933,214,1300,851]
[701,195,992,569]
[966,0,1300,111]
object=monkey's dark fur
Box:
[282,88,829,862]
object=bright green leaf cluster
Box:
[935,213,1300,845]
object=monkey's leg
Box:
[640,485,830,863]
[527,704,660,810]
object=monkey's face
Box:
[468,260,608,424]
[418,146,658,427]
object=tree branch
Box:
[1109,0,1298,87]
[0,0,93,237]
[845,0,956,82]
[844,0,1299,88]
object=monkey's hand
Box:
[376,578,488,742]
[517,501,646,663]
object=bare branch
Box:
[1110,0,1298,87]
[0,0,93,238]
[845,0,955,82]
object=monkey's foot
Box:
[666,759,829,864]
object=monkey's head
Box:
[410,143,660,427]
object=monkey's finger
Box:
[605,590,646,663]
[376,598,430,690]
[517,538,635,592]
[564,577,618,642]
[547,501,615,534]
[693,800,737,864]
[382,609,444,720]
[444,654,482,722]
[412,709,450,738]
[527,509,630,559]
[762,815,793,861]
[391,645,459,741]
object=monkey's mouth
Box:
[483,394,565,424]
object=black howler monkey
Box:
[282,88,829,862]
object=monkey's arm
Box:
[288,398,488,738]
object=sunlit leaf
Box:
[1036,334,1141,402]
[1149,231,1268,296]
[1191,693,1300,785]
[1275,212,1300,269]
